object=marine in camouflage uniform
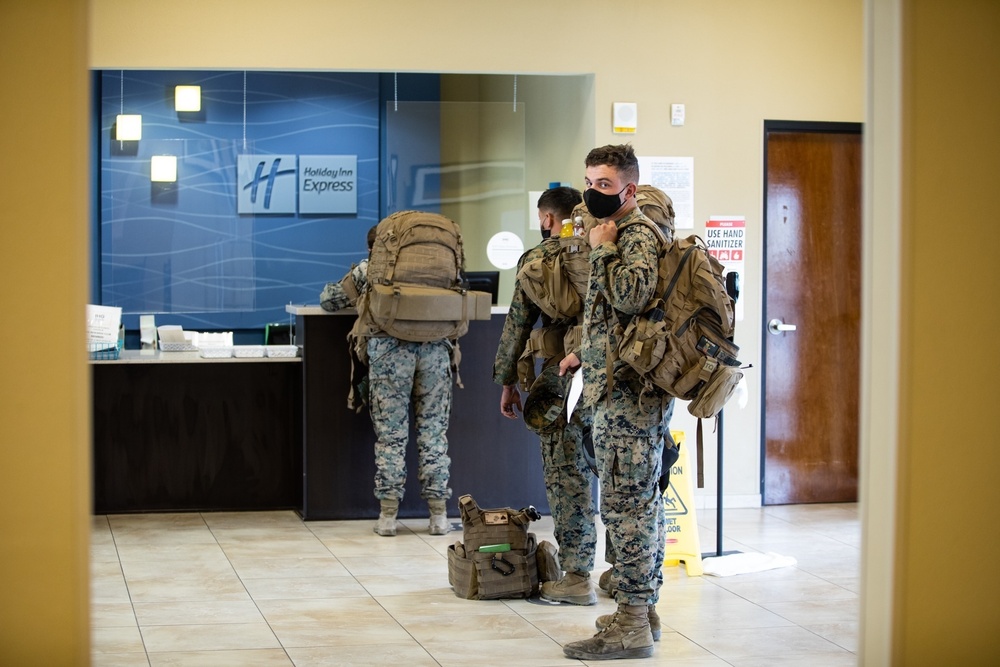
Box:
[581,206,669,607]
[563,144,669,661]
[493,187,598,599]
[594,185,679,605]
[318,223,452,537]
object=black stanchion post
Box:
[714,410,724,556]
[704,408,740,559]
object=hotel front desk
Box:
[91,308,549,519]
[91,351,303,514]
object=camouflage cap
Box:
[523,365,571,434]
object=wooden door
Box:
[763,123,861,504]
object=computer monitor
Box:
[462,270,500,305]
[264,323,294,345]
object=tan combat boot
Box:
[540,571,597,605]
[563,603,654,660]
[596,603,661,641]
[428,499,449,535]
[374,498,398,537]
[598,568,616,596]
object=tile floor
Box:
[91,503,859,666]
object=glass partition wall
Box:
[385,101,526,301]
[97,71,590,330]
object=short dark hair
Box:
[537,186,583,220]
[585,144,640,184]
[366,225,377,250]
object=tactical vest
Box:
[446,494,558,600]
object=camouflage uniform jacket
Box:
[492,237,577,387]
[319,259,368,312]
[580,207,663,407]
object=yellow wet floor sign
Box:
[662,430,703,576]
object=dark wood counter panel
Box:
[92,352,301,514]
[295,308,550,520]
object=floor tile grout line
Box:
[198,511,306,666]
[94,506,859,663]
[105,514,153,665]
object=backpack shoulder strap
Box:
[619,214,669,247]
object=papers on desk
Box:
[157,325,198,352]
[87,304,123,359]
[86,305,122,351]
[157,326,234,352]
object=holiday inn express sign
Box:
[238,154,357,215]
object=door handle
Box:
[768,318,797,335]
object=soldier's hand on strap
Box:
[589,220,618,247]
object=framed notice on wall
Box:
[637,156,694,229]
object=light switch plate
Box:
[671,103,685,126]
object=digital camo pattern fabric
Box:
[579,208,662,408]
[594,378,670,605]
[367,336,453,502]
[583,207,670,606]
[603,400,677,601]
[320,259,368,312]
[492,237,560,386]
[493,235,597,573]
[538,408,598,573]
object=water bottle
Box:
[559,218,574,238]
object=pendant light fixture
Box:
[115,70,142,141]
[174,85,201,112]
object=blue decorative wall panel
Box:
[99,70,379,330]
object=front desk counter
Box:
[290,305,550,520]
[92,350,302,514]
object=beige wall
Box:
[0,1,91,663]
[894,0,1000,662]
[864,0,1000,663]
[90,0,865,505]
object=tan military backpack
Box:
[352,210,490,349]
[614,220,742,420]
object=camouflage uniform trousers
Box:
[538,407,598,574]
[593,378,670,606]
[367,336,453,503]
[604,399,676,592]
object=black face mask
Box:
[584,185,627,219]
[541,228,552,240]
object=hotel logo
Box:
[238,155,297,214]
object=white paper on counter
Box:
[156,325,187,344]
[139,314,157,346]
